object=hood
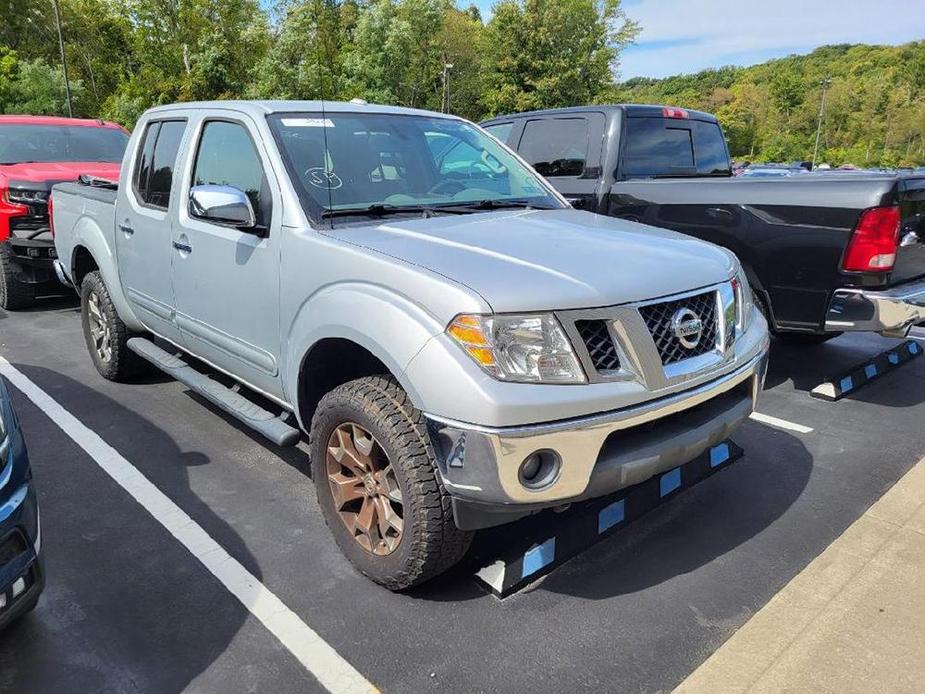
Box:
[325,208,736,313]
[0,161,121,188]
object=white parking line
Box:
[0,356,376,694]
[748,412,814,434]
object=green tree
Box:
[481,0,639,116]
[0,47,84,115]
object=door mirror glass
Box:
[189,184,256,229]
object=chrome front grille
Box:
[575,320,620,371]
[638,291,719,365]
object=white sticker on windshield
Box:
[281,118,334,128]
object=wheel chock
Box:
[810,339,922,402]
[472,440,744,598]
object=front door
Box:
[114,118,187,342]
[171,116,282,398]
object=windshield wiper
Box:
[322,202,479,219]
[0,160,39,166]
[322,203,432,219]
[431,199,557,213]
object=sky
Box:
[465,0,925,80]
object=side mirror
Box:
[189,184,256,229]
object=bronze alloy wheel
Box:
[326,422,404,556]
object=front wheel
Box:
[310,376,473,590]
[80,271,145,381]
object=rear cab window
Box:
[620,116,731,179]
[133,120,187,209]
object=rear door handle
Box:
[172,241,193,253]
[119,223,134,236]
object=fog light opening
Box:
[518,450,561,490]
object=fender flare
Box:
[283,282,446,425]
[69,219,143,331]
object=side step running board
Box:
[127,338,300,447]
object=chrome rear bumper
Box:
[825,279,925,336]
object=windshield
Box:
[0,124,128,165]
[267,112,563,219]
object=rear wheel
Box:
[0,242,35,310]
[80,271,145,381]
[310,376,473,590]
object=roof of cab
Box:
[481,104,718,124]
[143,100,460,120]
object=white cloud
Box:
[619,0,925,79]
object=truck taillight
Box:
[48,194,54,237]
[842,206,901,272]
[662,106,689,119]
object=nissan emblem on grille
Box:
[638,290,719,365]
[671,308,703,349]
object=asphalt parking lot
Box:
[1,296,924,693]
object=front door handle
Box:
[119,223,134,236]
[172,241,193,254]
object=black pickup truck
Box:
[482,105,925,341]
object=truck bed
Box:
[608,173,925,330]
[51,181,118,286]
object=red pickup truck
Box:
[0,115,128,309]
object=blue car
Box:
[0,376,43,629]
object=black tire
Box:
[80,271,145,381]
[310,376,473,590]
[776,332,841,345]
[752,290,774,332]
[0,242,35,310]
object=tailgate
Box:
[890,175,925,286]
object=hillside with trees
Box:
[0,0,921,167]
[616,42,925,167]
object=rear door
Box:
[114,118,187,342]
[513,113,606,211]
[171,115,282,398]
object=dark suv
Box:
[0,376,43,629]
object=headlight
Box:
[447,313,586,383]
[6,189,48,205]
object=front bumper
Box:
[825,279,925,336]
[4,236,58,285]
[428,349,768,530]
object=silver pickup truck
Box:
[52,100,769,589]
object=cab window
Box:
[133,120,186,209]
[517,118,589,178]
[483,122,514,145]
[191,121,272,229]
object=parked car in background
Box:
[0,115,128,310]
[52,100,769,589]
[0,376,43,629]
[482,105,925,341]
